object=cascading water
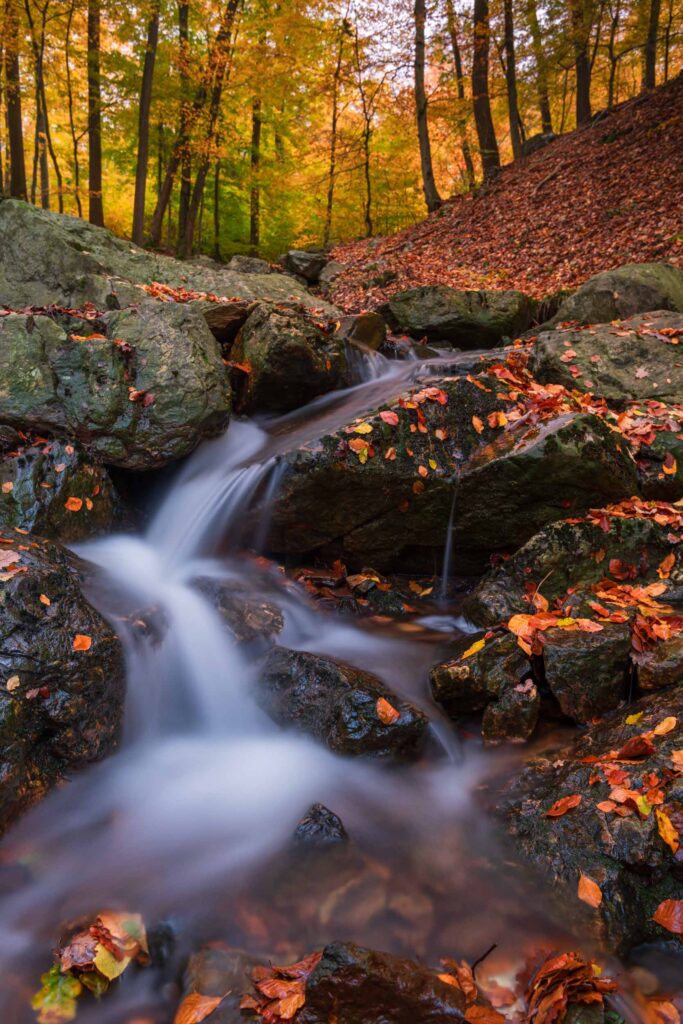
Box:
[0,350,627,1022]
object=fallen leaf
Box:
[1,481,13,493]
[464,1007,506,1024]
[64,497,83,512]
[653,716,677,735]
[471,415,484,434]
[6,675,20,691]
[73,634,92,652]
[655,809,680,854]
[653,899,683,934]
[353,422,373,434]
[546,794,582,817]
[376,696,400,725]
[578,872,602,908]
[380,410,399,426]
[39,594,51,606]
[663,453,678,475]
[0,549,20,570]
[657,552,676,579]
[460,638,486,660]
[173,992,226,1024]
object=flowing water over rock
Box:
[0,353,643,1021]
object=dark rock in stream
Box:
[294,803,348,845]
[256,647,428,759]
[193,577,284,647]
[182,946,268,1024]
[0,536,125,833]
[297,942,467,1024]
[501,685,683,955]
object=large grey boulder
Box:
[279,249,327,283]
[378,284,537,347]
[530,310,683,403]
[550,262,683,327]
[0,302,230,469]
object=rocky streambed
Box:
[0,198,682,1023]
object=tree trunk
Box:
[445,0,476,189]
[4,0,27,199]
[642,0,661,89]
[323,18,346,248]
[25,0,65,211]
[132,0,160,244]
[65,0,82,214]
[213,158,220,260]
[87,0,104,225]
[503,0,523,159]
[663,0,673,80]
[176,0,191,252]
[525,0,552,133]
[414,0,442,212]
[249,96,261,253]
[606,0,621,108]
[472,0,500,178]
[569,0,593,125]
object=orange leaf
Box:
[663,453,677,476]
[173,992,226,1024]
[471,416,484,434]
[376,696,400,725]
[656,809,680,854]
[657,552,676,579]
[73,634,92,652]
[546,794,582,817]
[578,872,602,908]
[464,1006,506,1024]
[39,594,51,606]
[653,899,683,934]
[380,410,399,426]
[64,497,83,512]
[653,716,677,736]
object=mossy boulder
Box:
[256,647,428,760]
[500,685,683,954]
[540,623,632,723]
[0,303,230,469]
[0,536,125,832]
[379,284,537,348]
[530,311,683,404]
[0,435,122,541]
[550,262,683,327]
[231,304,348,414]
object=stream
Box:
[0,352,646,1020]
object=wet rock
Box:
[192,576,283,646]
[501,685,683,954]
[635,428,683,502]
[0,198,337,315]
[265,378,637,573]
[231,304,348,414]
[0,303,230,470]
[0,536,125,832]
[378,284,537,347]
[294,803,348,845]
[530,311,683,404]
[298,941,467,1024]
[182,946,267,1024]
[549,262,683,327]
[541,623,631,723]
[636,636,683,690]
[335,311,387,352]
[200,298,256,349]
[0,436,123,541]
[279,250,327,283]
[256,647,428,759]
[431,632,538,741]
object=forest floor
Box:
[331,72,683,311]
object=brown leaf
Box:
[464,1006,506,1024]
[545,794,582,817]
[653,899,683,934]
[173,992,227,1024]
[577,872,602,908]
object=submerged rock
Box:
[549,262,683,327]
[294,803,348,845]
[192,576,283,646]
[0,436,122,541]
[501,685,683,955]
[379,284,537,347]
[298,942,467,1024]
[0,537,125,832]
[0,303,230,470]
[182,946,267,1024]
[256,647,428,759]
[231,304,348,414]
[530,311,683,404]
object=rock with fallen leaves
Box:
[430,632,540,743]
[180,945,268,1024]
[521,950,617,1024]
[0,434,123,541]
[230,304,349,414]
[377,284,537,348]
[530,311,683,406]
[547,263,683,329]
[540,622,632,724]
[0,536,124,832]
[0,303,231,470]
[501,685,683,954]
[256,647,428,759]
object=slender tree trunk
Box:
[213,157,220,260]
[34,106,49,207]
[569,0,593,125]
[503,0,523,158]
[642,0,661,89]
[323,18,346,248]
[606,0,621,107]
[472,0,500,178]
[353,27,373,236]
[25,0,64,211]
[525,0,552,133]
[180,0,241,258]
[87,0,104,225]
[4,0,27,199]
[132,0,160,244]
[249,96,261,253]
[414,0,442,211]
[445,0,476,188]
[662,0,673,79]
[176,0,191,252]
[0,61,4,195]
[65,0,82,214]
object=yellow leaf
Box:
[625,711,644,725]
[353,423,373,434]
[93,944,132,980]
[656,809,680,854]
[636,794,653,817]
[6,675,20,691]
[654,716,677,736]
[460,638,485,660]
[428,459,437,470]
[577,872,602,908]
